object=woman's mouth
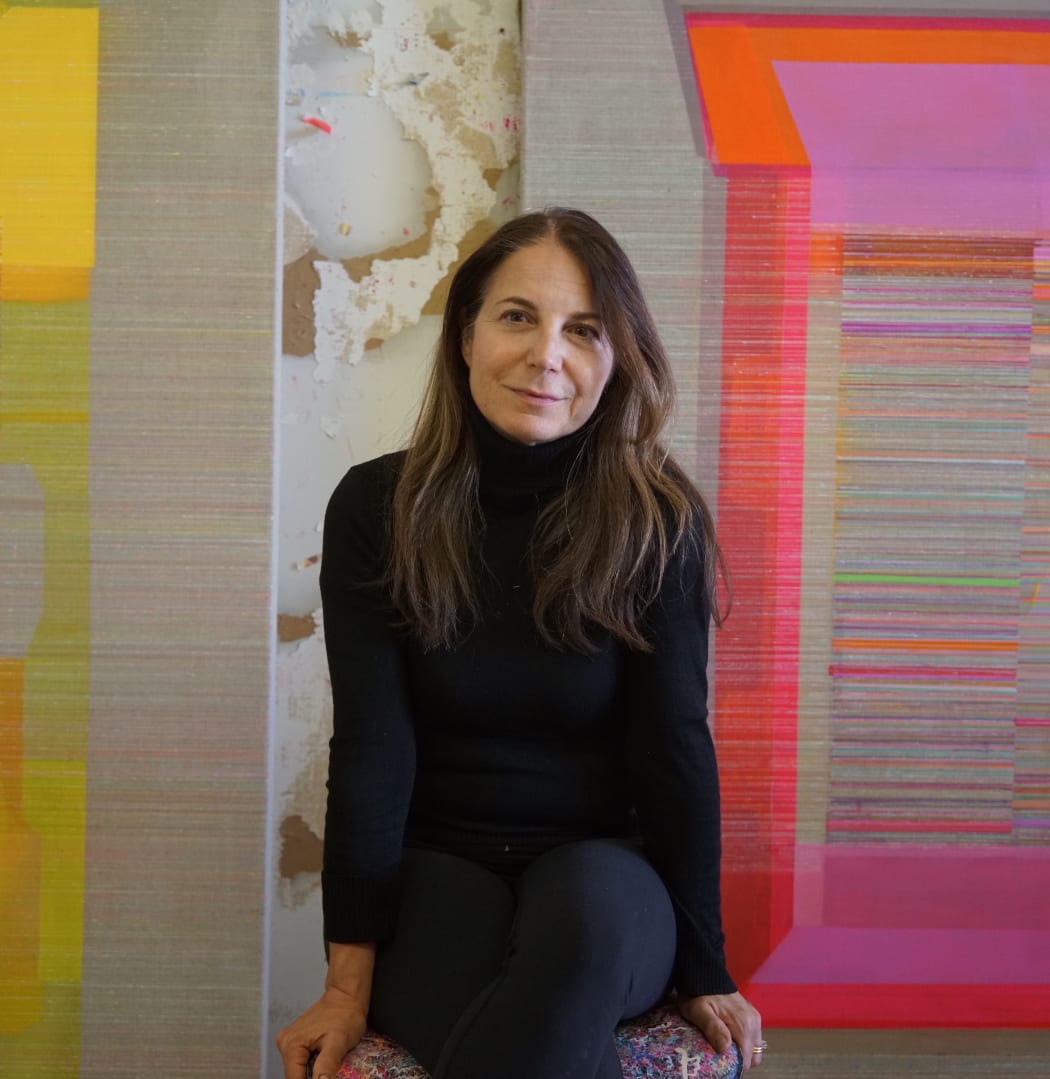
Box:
[511,388,563,405]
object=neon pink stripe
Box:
[794,843,1050,929]
[685,12,1050,32]
[749,927,1050,987]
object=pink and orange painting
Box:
[681,12,1050,1027]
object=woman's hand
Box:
[275,985,367,1079]
[678,991,764,1070]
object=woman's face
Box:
[462,239,615,446]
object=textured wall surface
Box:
[270,3,521,1072]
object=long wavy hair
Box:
[389,207,726,652]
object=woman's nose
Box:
[527,329,564,371]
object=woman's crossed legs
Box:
[369,839,677,1079]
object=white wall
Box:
[269,2,521,1073]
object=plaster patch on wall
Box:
[284,166,514,356]
[284,198,318,266]
[280,815,324,878]
[285,0,380,44]
[275,610,331,909]
[284,251,322,356]
[277,612,317,643]
[284,0,521,379]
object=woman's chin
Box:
[507,422,564,446]
[501,404,590,445]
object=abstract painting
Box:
[681,10,1050,1026]
[0,1,98,1066]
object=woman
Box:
[277,208,763,1079]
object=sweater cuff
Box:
[322,867,401,945]
[673,949,738,998]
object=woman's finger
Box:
[703,1012,733,1056]
[277,1034,312,1079]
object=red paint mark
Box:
[303,116,332,134]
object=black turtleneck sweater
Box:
[319,415,736,997]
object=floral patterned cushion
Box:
[615,1004,742,1079]
[336,1003,742,1079]
[336,1032,428,1079]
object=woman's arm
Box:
[319,456,417,945]
[621,522,764,1065]
[621,526,735,996]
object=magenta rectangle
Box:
[751,926,1050,985]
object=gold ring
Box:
[751,1041,768,1054]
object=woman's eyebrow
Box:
[494,295,602,322]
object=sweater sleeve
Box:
[319,455,415,945]
[621,523,738,997]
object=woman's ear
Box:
[461,325,474,368]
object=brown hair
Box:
[389,207,726,652]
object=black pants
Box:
[369,839,677,1079]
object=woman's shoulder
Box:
[328,450,407,516]
[321,452,408,590]
[322,451,407,568]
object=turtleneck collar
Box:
[467,397,592,507]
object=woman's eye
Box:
[571,324,599,341]
[501,310,529,324]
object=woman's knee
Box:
[519,840,674,921]
[510,840,676,979]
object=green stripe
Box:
[834,573,1016,588]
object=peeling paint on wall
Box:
[283,251,322,356]
[272,1,521,1045]
[277,612,317,643]
[276,0,520,903]
[279,814,324,878]
[275,610,331,910]
[284,0,521,378]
